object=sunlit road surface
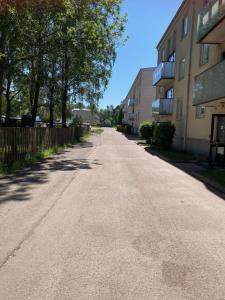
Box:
[0,128,225,299]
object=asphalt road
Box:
[0,128,225,300]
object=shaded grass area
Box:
[0,127,104,176]
[80,127,104,141]
[0,143,76,175]
[147,146,196,161]
[91,127,104,135]
[198,169,225,186]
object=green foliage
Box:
[116,123,132,134]
[116,124,122,132]
[153,122,176,150]
[0,0,127,127]
[139,121,154,143]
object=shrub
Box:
[123,124,132,134]
[153,122,176,150]
[116,124,122,132]
[116,124,132,134]
[139,121,154,143]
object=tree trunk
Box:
[49,86,54,128]
[0,31,6,127]
[0,70,4,127]
[29,59,35,113]
[31,80,40,127]
[31,35,42,127]
[61,47,69,128]
[5,75,11,126]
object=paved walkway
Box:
[0,128,225,299]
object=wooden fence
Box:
[0,125,89,166]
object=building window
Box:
[161,48,165,62]
[167,38,171,57]
[168,52,176,62]
[200,44,210,65]
[166,87,174,99]
[172,30,176,51]
[196,106,206,119]
[182,16,189,38]
[176,98,183,120]
[179,58,186,80]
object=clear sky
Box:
[99,0,183,108]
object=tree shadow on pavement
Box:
[0,142,101,205]
[144,146,225,201]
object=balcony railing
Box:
[153,62,175,86]
[128,99,136,107]
[193,59,225,105]
[152,98,173,115]
[123,107,128,113]
[128,112,134,120]
[197,0,225,43]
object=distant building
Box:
[72,108,100,125]
[122,68,156,134]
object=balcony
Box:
[128,99,136,107]
[152,98,173,115]
[123,107,128,113]
[153,62,175,86]
[193,59,225,105]
[128,112,134,120]
[197,0,225,43]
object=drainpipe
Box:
[183,0,196,150]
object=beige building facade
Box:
[123,68,156,134]
[153,0,225,160]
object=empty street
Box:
[0,128,225,299]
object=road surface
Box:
[0,128,225,299]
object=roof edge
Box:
[156,0,188,49]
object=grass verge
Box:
[0,127,104,176]
[198,169,225,186]
[148,146,196,161]
[0,143,75,175]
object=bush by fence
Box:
[0,125,89,166]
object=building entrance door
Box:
[209,114,225,165]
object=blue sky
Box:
[99,0,183,108]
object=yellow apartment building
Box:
[153,0,225,161]
[123,68,156,134]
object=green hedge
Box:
[116,124,132,134]
[154,122,175,150]
[139,121,155,143]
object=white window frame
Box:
[182,16,189,38]
[196,106,206,119]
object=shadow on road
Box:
[0,141,101,205]
[144,146,225,201]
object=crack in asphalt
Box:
[0,148,93,270]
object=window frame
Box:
[182,16,189,39]
[196,106,206,119]
[176,98,183,121]
[179,58,186,80]
[199,44,210,66]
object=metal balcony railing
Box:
[153,62,175,86]
[152,98,173,115]
[197,0,225,43]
